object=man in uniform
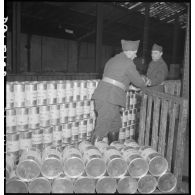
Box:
[91,40,149,144]
[146,44,169,92]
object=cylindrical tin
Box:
[71,121,79,144]
[42,126,53,149]
[37,82,47,106]
[6,154,15,180]
[125,126,130,140]
[74,176,96,193]
[41,147,63,179]
[138,174,157,194]
[78,140,93,154]
[72,80,80,102]
[141,147,168,177]
[124,139,140,150]
[28,177,51,193]
[76,101,84,118]
[49,104,60,125]
[59,103,69,124]
[19,131,32,152]
[122,110,128,123]
[96,176,117,193]
[52,125,62,147]
[110,141,125,151]
[52,174,74,193]
[63,145,85,178]
[16,148,41,181]
[86,118,94,139]
[68,102,76,119]
[157,172,177,193]
[31,129,43,151]
[16,107,29,131]
[6,82,14,109]
[65,80,73,102]
[13,82,25,108]
[28,106,39,129]
[6,109,17,134]
[25,82,37,107]
[78,120,87,142]
[47,81,57,105]
[95,141,108,153]
[118,128,126,143]
[103,146,127,178]
[83,100,90,115]
[62,123,72,145]
[39,105,50,127]
[57,80,65,104]
[117,176,138,194]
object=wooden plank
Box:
[151,97,161,150]
[144,95,153,145]
[138,94,147,146]
[7,32,12,72]
[20,33,28,72]
[158,100,169,156]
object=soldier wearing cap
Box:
[146,43,169,92]
[91,39,149,144]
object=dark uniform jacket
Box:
[92,52,146,107]
[147,58,168,92]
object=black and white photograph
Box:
[4,1,190,194]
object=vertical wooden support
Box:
[27,34,32,72]
[95,3,103,74]
[12,2,21,73]
[172,16,179,64]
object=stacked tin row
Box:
[6,140,177,194]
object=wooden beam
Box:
[172,16,179,63]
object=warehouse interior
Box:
[5,1,190,193]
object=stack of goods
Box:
[6,140,177,194]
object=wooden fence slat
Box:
[158,100,169,156]
[144,95,153,146]
[138,94,147,146]
[151,97,161,150]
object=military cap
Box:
[152,44,163,52]
[121,39,140,51]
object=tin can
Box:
[110,141,125,151]
[141,147,168,177]
[124,139,140,149]
[103,146,127,178]
[25,82,37,107]
[63,145,85,178]
[125,126,130,140]
[19,131,32,152]
[96,176,117,193]
[68,102,76,119]
[117,176,138,194]
[57,80,65,104]
[41,147,63,179]
[50,104,60,125]
[83,100,90,115]
[72,80,80,102]
[59,103,69,124]
[16,107,29,131]
[130,125,135,139]
[39,105,50,127]
[13,82,25,108]
[80,80,88,100]
[76,101,84,118]
[74,176,96,193]
[16,148,41,181]
[95,141,108,153]
[62,123,72,145]
[37,82,47,106]
[119,128,126,143]
[138,174,157,194]
[6,109,17,134]
[52,174,74,193]
[71,121,79,144]
[28,106,39,129]
[31,129,43,151]
[65,80,73,102]
[78,120,87,142]
[42,126,53,149]
[6,82,14,109]
[6,154,15,180]
[47,81,57,105]
[28,177,51,193]
[78,140,93,153]
[86,118,94,139]
[52,125,62,147]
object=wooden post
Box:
[95,3,103,74]
[172,16,179,63]
[12,2,21,73]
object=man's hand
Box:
[141,75,151,86]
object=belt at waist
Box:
[102,77,126,91]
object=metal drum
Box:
[39,105,50,127]
[73,80,81,102]
[28,106,39,129]
[37,82,47,106]
[28,177,51,193]
[157,172,177,193]
[52,174,74,193]
[74,176,96,193]
[47,81,57,105]
[68,102,76,121]
[42,126,53,149]
[122,147,148,178]
[95,141,108,153]
[138,174,157,194]
[63,145,85,178]
[117,176,138,194]
[62,123,72,145]
[41,147,63,179]
[16,148,41,181]
[103,146,127,178]
[78,120,87,142]
[141,147,168,177]
[50,104,60,126]
[80,80,88,101]
[124,139,140,150]
[71,121,79,144]
[86,118,94,140]
[13,82,25,108]
[57,80,65,104]
[76,101,84,119]
[16,107,29,131]
[59,103,69,124]
[83,100,90,115]
[6,109,17,134]
[96,176,117,193]
[125,126,130,140]
[6,154,15,180]
[31,129,43,152]
[25,82,37,107]
[6,82,14,109]
[118,128,126,143]
[52,125,62,147]
[19,131,32,153]
[110,141,125,151]
[65,80,73,102]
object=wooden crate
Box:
[138,88,188,192]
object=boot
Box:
[108,131,119,145]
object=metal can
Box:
[42,126,53,149]
[16,107,29,131]
[96,176,117,193]
[76,101,84,118]
[110,141,125,151]
[52,174,74,193]
[28,106,40,129]
[6,109,17,134]
[119,127,126,143]
[19,131,32,152]
[39,105,50,127]
[83,100,90,115]
[52,125,62,147]
[95,141,108,153]
[130,125,135,139]
[86,118,94,139]
[25,82,37,107]
[37,82,47,106]
[71,121,79,144]
[28,177,51,193]
[6,82,14,109]
[59,103,69,124]
[78,140,93,153]
[72,80,80,102]
[47,81,57,105]
[80,80,88,100]
[31,129,43,151]
[117,176,138,194]
[65,80,73,102]
[62,123,72,145]
[6,154,15,180]
[78,120,87,142]
[63,145,85,178]
[125,126,130,140]
[103,146,127,178]
[41,146,63,179]
[68,102,76,119]
[138,174,157,194]
[74,176,96,193]
[124,139,140,149]
[16,148,41,181]
[140,147,168,177]
[49,104,60,125]
[13,82,25,108]
[57,80,65,104]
